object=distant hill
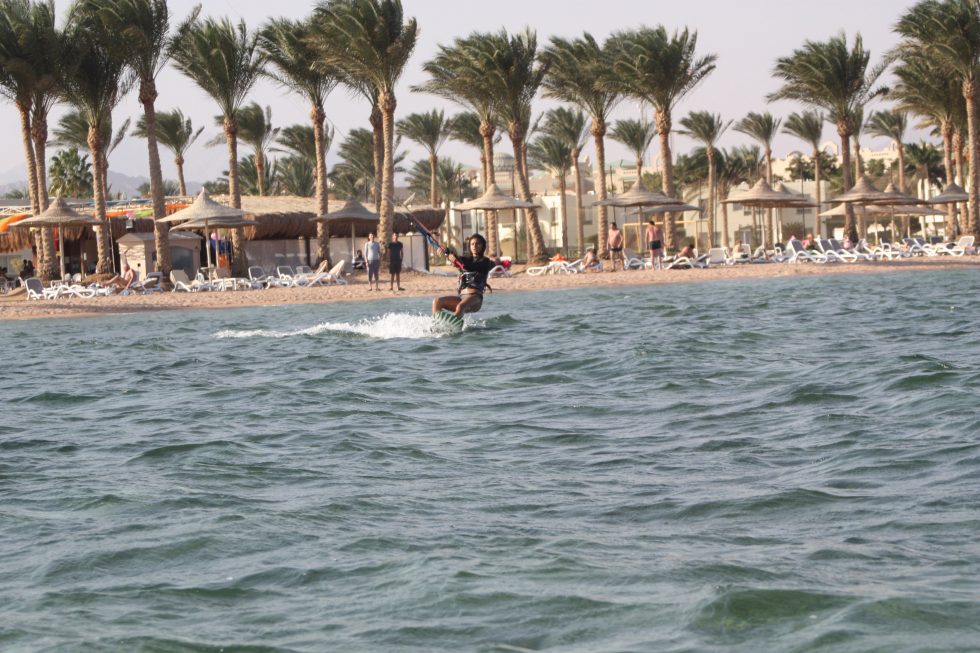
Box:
[0,163,202,200]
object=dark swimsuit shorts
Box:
[609,246,623,252]
[649,240,662,250]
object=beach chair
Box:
[903,238,932,256]
[488,264,512,278]
[300,260,347,286]
[933,235,975,256]
[785,240,827,263]
[663,255,694,269]
[24,277,59,300]
[817,238,854,263]
[703,247,734,266]
[623,248,646,270]
[170,269,212,292]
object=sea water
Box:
[1,269,979,652]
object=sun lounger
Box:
[933,235,975,256]
[783,240,827,263]
[298,260,347,286]
[171,269,212,292]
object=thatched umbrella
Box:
[158,190,252,270]
[12,198,102,279]
[455,183,536,211]
[312,198,380,262]
[454,185,536,257]
[723,179,813,247]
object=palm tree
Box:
[48,146,92,198]
[607,26,717,250]
[769,32,886,243]
[679,111,731,248]
[333,127,407,202]
[609,118,656,183]
[80,0,197,279]
[312,0,418,250]
[895,0,980,236]
[783,110,825,235]
[849,106,866,180]
[133,108,203,196]
[171,16,263,275]
[51,109,128,193]
[447,111,490,189]
[541,34,622,256]
[276,156,314,197]
[274,124,329,163]
[735,111,782,246]
[238,154,277,196]
[61,5,133,274]
[259,16,340,263]
[433,157,475,249]
[714,147,751,248]
[472,29,548,262]
[217,103,279,197]
[528,134,573,252]
[0,0,62,278]
[866,110,909,189]
[541,107,589,255]
[890,49,964,233]
[397,109,449,207]
[415,36,502,256]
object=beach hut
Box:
[117,231,202,279]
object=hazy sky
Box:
[0,0,922,185]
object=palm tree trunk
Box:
[572,152,584,256]
[88,126,111,274]
[370,105,383,215]
[720,191,730,249]
[953,127,966,236]
[255,151,266,196]
[839,128,857,243]
[813,147,822,238]
[312,105,330,265]
[853,140,862,181]
[763,147,773,249]
[31,109,57,280]
[558,171,568,252]
[636,159,643,186]
[141,81,172,278]
[378,93,397,250]
[176,156,187,196]
[427,153,439,208]
[706,150,716,249]
[964,82,980,237]
[656,111,677,251]
[480,119,499,258]
[510,133,545,262]
[593,120,609,257]
[18,102,39,215]
[224,117,247,276]
[942,126,956,237]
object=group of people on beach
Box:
[352,232,405,292]
[604,219,666,272]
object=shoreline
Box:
[0,257,975,322]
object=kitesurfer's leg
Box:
[432,295,462,314]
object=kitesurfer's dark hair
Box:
[468,233,487,255]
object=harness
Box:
[458,270,492,295]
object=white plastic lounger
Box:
[934,235,975,256]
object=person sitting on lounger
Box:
[582,247,600,272]
[678,242,695,259]
[105,263,136,290]
[352,250,366,272]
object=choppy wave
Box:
[2,270,979,652]
[213,311,482,340]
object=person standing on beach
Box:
[607,222,624,271]
[433,234,494,317]
[364,232,381,291]
[388,232,404,291]
[646,219,664,270]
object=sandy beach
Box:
[0,257,974,322]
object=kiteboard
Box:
[433,309,464,334]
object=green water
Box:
[2,269,979,652]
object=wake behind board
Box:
[433,309,464,334]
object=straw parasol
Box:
[311,197,381,260]
[724,179,815,247]
[926,182,969,204]
[12,197,102,279]
[629,203,701,214]
[832,176,889,203]
[157,190,252,270]
[454,183,536,211]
